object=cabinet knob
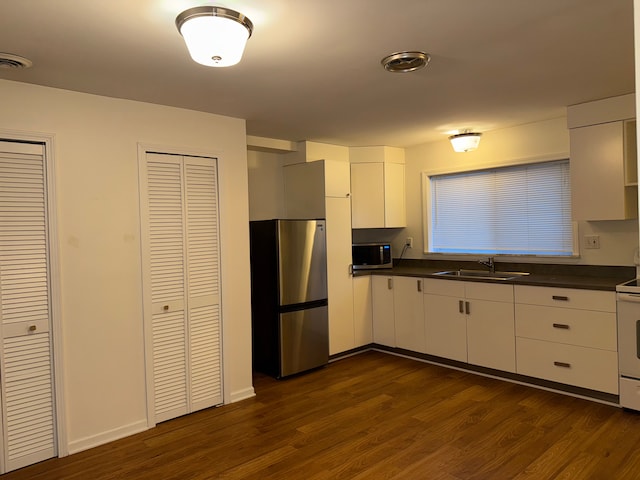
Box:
[28,325,37,332]
[163,305,169,311]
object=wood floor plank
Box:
[4,350,640,479]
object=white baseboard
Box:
[67,419,149,455]
[228,386,255,403]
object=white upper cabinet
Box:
[568,94,637,221]
[350,146,406,228]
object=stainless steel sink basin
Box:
[432,269,531,281]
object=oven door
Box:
[617,293,640,379]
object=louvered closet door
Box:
[183,157,222,412]
[142,152,222,424]
[0,141,56,473]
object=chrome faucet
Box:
[478,256,495,273]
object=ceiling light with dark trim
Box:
[449,130,482,152]
[176,6,253,67]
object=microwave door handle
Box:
[379,245,384,265]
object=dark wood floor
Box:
[6,350,640,479]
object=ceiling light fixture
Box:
[449,130,482,153]
[176,6,253,67]
[381,51,430,73]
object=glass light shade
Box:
[177,8,252,67]
[449,132,482,152]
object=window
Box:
[425,160,573,256]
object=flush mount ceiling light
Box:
[176,6,253,67]
[381,51,430,73]
[449,130,482,153]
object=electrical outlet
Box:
[405,237,413,248]
[584,235,600,249]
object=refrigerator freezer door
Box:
[278,220,327,306]
[279,305,329,377]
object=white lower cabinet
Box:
[371,275,426,351]
[367,274,619,398]
[514,285,618,394]
[372,276,395,347]
[352,276,373,347]
[423,280,467,362]
[393,276,426,353]
[423,279,516,372]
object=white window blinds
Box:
[429,160,573,256]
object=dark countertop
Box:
[354,260,636,291]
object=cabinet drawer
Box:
[465,282,513,303]
[515,304,617,351]
[423,278,465,297]
[516,337,618,394]
[514,285,616,312]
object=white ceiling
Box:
[0,0,634,147]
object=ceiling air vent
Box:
[0,53,33,70]
[381,51,430,73]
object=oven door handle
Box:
[618,293,640,303]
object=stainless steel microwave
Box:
[352,243,392,270]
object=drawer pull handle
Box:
[552,295,569,301]
[554,361,571,368]
[553,323,570,330]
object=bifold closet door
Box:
[0,141,56,472]
[141,152,222,424]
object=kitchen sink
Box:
[432,269,531,281]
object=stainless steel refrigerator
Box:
[249,219,329,378]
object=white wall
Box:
[247,150,285,220]
[401,117,639,266]
[0,79,254,453]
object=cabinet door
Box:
[350,163,384,228]
[424,293,467,362]
[372,276,395,347]
[283,162,326,218]
[384,163,406,228]
[325,197,355,355]
[323,160,351,198]
[352,276,373,347]
[570,122,627,220]
[466,299,515,372]
[393,277,426,353]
